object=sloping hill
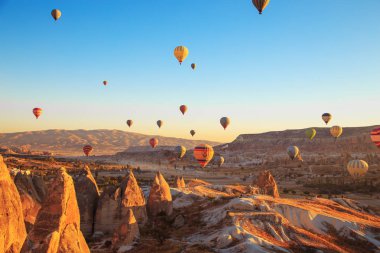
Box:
[0,129,220,156]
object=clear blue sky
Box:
[0,0,379,142]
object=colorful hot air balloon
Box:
[174,145,186,159]
[193,144,214,168]
[126,120,133,128]
[305,128,317,140]
[220,117,230,130]
[51,9,62,21]
[150,138,158,148]
[322,113,332,125]
[190,130,196,137]
[191,63,196,70]
[33,108,43,119]
[252,0,270,14]
[347,160,368,179]
[83,145,93,157]
[180,105,188,115]
[215,156,225,168]
[287,146,299,160]
[370,127,380,148]
[330,126,343,140]
[103,81,108,86]
[174,46,189,65]
[157,120,163,128]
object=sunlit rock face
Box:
[148,172,173,217]
[253,170,280,198]
[0,155,27,253]
[21,167,90,253]
[112,209,140,252]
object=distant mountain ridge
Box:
[0,129,221,156]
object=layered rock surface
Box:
[252,170,280,198]
[112,209,140,251]
[0,155,27,253]
[22,167,90,253]
[73,166,100,238]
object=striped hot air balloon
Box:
[51,9,62,21]
[150,138,158,148]
[370,127,380,148]
[252,0,270,15]
[180,105,187,115]
[347,160,368,179]
[193,144,214,168]
[33,108,43,119]
[287,146,299,160]
[174,46,189,65]
[330,126,343,140]
[83,145,93,157]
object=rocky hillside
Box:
[0,129,220,156]
[220,126,379,155]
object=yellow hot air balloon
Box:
[252,0,270,15]
[174,146,186,160]
[287,146,299,160]
[305,128,317,140]
[193,144,214,168]
[347,160,368,179]
[174,46,189,65]
[51,9,62,21]
[330,126,343,140]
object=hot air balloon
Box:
[83,145,93,157]
[174,145,186,159]
[149,138,158,148]
[33,108,43,119]
[103,81,108,86]
[296,153,304,162]
[190,130,196,137]
[126,120,133,128]
[370,127,380,148]
[220,117,230,130]
[305,128,317,140]
[191,63,196,70]
[157,120,163,128]
[287,146,299,160]
[322,113,332,125]
[347,160,368,179]
[51,9,61,21]
[180,105,187,115]
[215,156,225,167]
[174,46,189,65]
[252,0,270,14]
[330,126,343,140]
[193,144,214,168]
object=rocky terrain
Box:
[0,129,220,156]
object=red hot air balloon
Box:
[180,105,187,115]
[103,81,108,86]
[371,127,380,148]
[150,138,158,148]
[33,108,43,119]
[83,145,93,156]
[193,144,214,168]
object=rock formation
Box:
[174,176,185,189]
[180,177,186,188]
[252,170,280,198]
[112,209,140,251]
[73,166,100,238]
[148,172,173,217]
[0,155,27,253]
[22,167,90,253]
[14,172,46,231]
[94,170,147,237]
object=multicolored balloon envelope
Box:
[180,105,187,115]
[220,117,230,130]
[174,145,186,159]
[193,144,214,168]
[150,138,158,148]
[51,9,62,21]
[305,128,317,140]
[252,0,270,14]
[287,146,299,160]
[33,108,43,119]
[322,113,332,125]
[370,127,380,148]
[83,145,93,156]
[347,160,368,179]
[215,156,225,167]
[174,46,189,65]
[330,126,343,139]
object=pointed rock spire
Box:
[253,170,280,198]
[148,172,173,217]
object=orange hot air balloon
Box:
[126,120,133,128]
[220,117,230,130]
[83,145,93,157]
[190,130,196,137]
[193,144,214,168]
[33,108,43,119]
[150,138,158,148]
[51,9,62,21]
[252,0,270,15]
[180,105,187,115]
[103,81,108,86]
